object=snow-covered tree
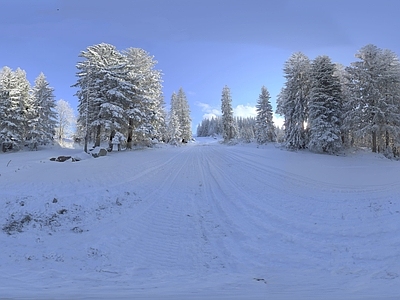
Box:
[308,56,342,154]
[238,117,255,143]
[74,43,132,150]
[74,43,165,151]
[167,88,192,144]
[14,68,32,143]
[55,99,76,143]
[255,86,275,144]
[167,92,180,143]
[0,67,57,151]
[176,88,192,142]
[196,118,209,137]
[276,52,311,150]
[196,116,223,137]
[29,73,57,146]
[197,115,255,139]
[334,64,352,147]
[123,48,165,147]
[0,67,28,149]
[344,44,400,153]
[221,85,236,142]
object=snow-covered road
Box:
[1,138,400,299]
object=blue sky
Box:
[2,0,400,132]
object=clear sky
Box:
[2,0,400,132]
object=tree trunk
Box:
[95,125,101,147]
[126,118,133,149]
[386,130,390,148]
[108,130,116,151]
[372,131,377,153]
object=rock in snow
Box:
[89,147,108,158]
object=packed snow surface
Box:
[1,138,399,299]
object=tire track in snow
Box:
[189,146,237,272]
[188,143,400,277]
[178,144,279,274]
[225,146,400,194]
[116,146,202,275]
[3,141,400,298]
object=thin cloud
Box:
[233,104,284,128]
[196,102,220,119]
[203,113,219,120]
[233,104,257,118]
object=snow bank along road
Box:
[0,139,400,299]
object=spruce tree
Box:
[30,73,57,146]
[0,67,27,149]
[255,86,275,144]
[14,68,31,143]
[167,88,191,144]
[308,56,342,154]
[167,92,182,144]
[334,64,352,147]
[74,43,165,151]
[344,44,400,153]
[176,88,192,143]
[221,85,236,142]
[276,52,311,150]
[74,43,133,150]
[123,48,165,147]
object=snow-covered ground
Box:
[1,138,399,300]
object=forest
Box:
[1,43,400,157]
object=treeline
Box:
[0,42,193,153]
[4,42,400,157]
[0,67,56,151]
[74,43,191,150]
[277,44,400,156]
[197,115,273,143]
[197,85,280,144]
[198,44,400,157]
[74,43,165,150]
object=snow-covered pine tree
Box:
[74,43,132,150]
[221,85,236,142]
[334,64,352,147]
[206,117,219,136]
[276,52,311,150]
[235,116,255,142]
[196,119,208,137]
[197,115,255,139]
[255,86,275,144]
[74,44,165,151]
[167,88,192,144]
[238,120,255,143]
[123,48,165,147]
[55,99,76,143]
[0,67,17,149]
[344,44,400,153]
[176,88,192,143]
[29,73,57,146]
[167,92,182,144]
[74,46,106,150]
[14,68,32,144]
[308,55,343,154]
[0,67,28,149]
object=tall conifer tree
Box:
[276,52,311,150]
[308,56,342,153]
[221,85,236,142]
[255,86,275,144]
